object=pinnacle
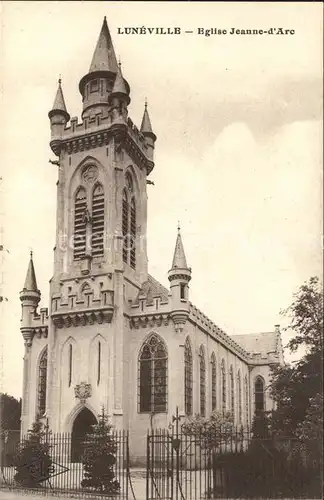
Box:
[171,227,188,269]
[89,17,118,73]
[51,79,68,114]
[111,62,128,96]
[140,103,155,136]
[23,252,39,291]
[49,78,70,121]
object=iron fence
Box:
[146,426,322,500]
[0,430,130,498]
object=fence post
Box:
[146,430,150,500]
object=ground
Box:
[0,468,147,500]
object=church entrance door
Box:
[71,407,97,463]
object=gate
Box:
[146,429,214,500]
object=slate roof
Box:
[171,229,188,269]
[140,104,155,136]
[51,81,68,115]
[136,274,169,305]
[111,63,128,96]
[89,17,118,74]
[23,254,39,291]
[231,332,279,355]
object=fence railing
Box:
[1,430,129,498]
[146,427,322,500]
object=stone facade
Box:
[20,17,284,464]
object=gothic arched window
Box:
[221,359,226,414]
[37,347,48,416]
[91,184,104,257]
[184,337,193,415]
[254,376,265,414]
[74,187,87,259]
[138,334,167,413]
[211,353,217,411]
[230,366,234,416]
[237,370,242,424]
[68,344,72,387]
[244,375,249,425]
[199,346,206,417]
[97,341,101,386]
[122,172,136,269]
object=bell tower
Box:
[44,17,157,431]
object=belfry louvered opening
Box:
[122,172,136,269]
[122,190,129,263]
[91,184,104,257]
[74,187,87,260]
[130,198,136,269]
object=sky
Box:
[0,1,323,399]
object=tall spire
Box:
[23,252,39,292]
[171,225,188,269]
[79,17,129,103]
[48,78,70,121]
[140,101,156,139]
[89,16,118,74]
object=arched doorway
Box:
[71,407,97,463]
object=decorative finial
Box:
[144,97,148,110]
[177,221,181,233]
[58,74,62,85]
[30,250,33,259]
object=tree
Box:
[13,417,52,488]
[284,276,323,354]
[296,393,323,464]
[0,393,22,466]
[81,407,120,493]
[269,277,323,437]
[181,410,235,449]
[0,393,22,431]
[251,411,271,439]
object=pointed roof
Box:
[111,63,130,103]
[89,16,118,74]
[135,274,170,305]
[171,226,188,269]
[140,102,156,139]
[23,252,39,291]
[48,79,70,121]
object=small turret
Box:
[140,101,156,161]
[168,225,191,332]
[48,78,70,154]
[20,252,41,346]
[48,78,70,131]
[109,62,130,121]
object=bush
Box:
[251,411,271,439]
[212,438,322,498]
[13,418,52,488]
[182,410,235,449]
[81,408,120,493]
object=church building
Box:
[19,18,284,463]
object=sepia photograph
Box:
[0,2,323,499]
